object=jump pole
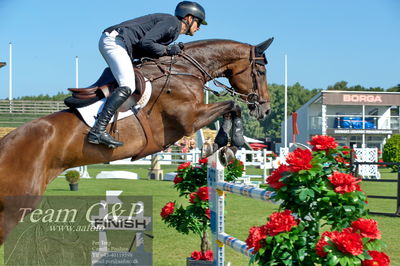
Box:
[207,150,275,265]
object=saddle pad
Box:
[76,78,152,127]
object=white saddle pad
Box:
[76,78,152,127]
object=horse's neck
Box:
[186,42,248,79]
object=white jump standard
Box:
[207,150,275,265]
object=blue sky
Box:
[0,0,399,99]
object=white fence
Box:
[0,100,66,114]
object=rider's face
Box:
[188,20,200,35]
[182,16,200,36]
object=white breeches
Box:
[98,30,136,92]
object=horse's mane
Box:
[183,39,249,50]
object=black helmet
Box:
[175,1,207,25]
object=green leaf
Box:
[299,189,308,201]
[327,254,340,265]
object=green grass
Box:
[0,165,399,265]
[0,114,41,127]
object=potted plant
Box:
[65,170,81,191]
[161,157,244,265]
[246,135,390,265]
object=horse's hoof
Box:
[201,143,219,158]
[218,147,235,166]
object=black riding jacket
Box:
[104,13,182,59]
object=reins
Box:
[180,46,266,106]
[138,45,266,108]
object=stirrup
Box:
[87,131,123,148]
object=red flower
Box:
[160,202,175,218]
[335,155,349,164]
[328,171,361,194]
[205,208,211,219]
[178,162,191,170]
[266,164,290,189]
[286,148,313,172]
[351,218,381,240]
[189,192,197,204]
[362,250,390,266]
[199,158,208,164]
[203,250,213,261]
[308,135,338,151]
[316,231,338,257]
[197,187,209,201]
[265,209,298,236]
[332,231,364,256]
[342,145,350,155]
[191,250,203,260]
[190,250,213,261]
[173,175,183,184]
[245,225,267,253]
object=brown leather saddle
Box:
[64,67,162,160]
[64,67,146,112]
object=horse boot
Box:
[87,86,132,148]
[214,113,232,148]
[231,116,245,148]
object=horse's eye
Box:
[257,70,265,76]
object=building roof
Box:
[0,62,6,68]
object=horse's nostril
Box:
[265,109,271,116]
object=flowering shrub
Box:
[247,135,390,265]
[161,157,244,261]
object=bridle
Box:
[180,45,267,106]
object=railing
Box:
[0,100,66,114]
[310,115,400,130]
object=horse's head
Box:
[226,38,274,120]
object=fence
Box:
[207,150,275,265]
[0,100,66,115]
[352,161,400,217]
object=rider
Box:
[87,1,207,148]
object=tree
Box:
[262,83,318,139]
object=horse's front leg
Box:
[231,109,245,148]
[192,101,240,157]
[192,100,239,130]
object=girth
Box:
[128,110,163,161]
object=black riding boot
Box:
[87,86,131,148]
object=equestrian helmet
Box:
[175,1,207,25]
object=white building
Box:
[281,90,400,149]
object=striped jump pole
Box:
[207,149,275,266]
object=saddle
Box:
[65,67,162,160]
[64,67,146,111]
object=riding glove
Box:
[166,43,183,56]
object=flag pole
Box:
[284,55,288,149]
[9,42,12,101]
[75,56,79,88]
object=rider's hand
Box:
[165,44,182,56]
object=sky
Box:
[0,0,399,99]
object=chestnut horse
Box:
[0,38,273,244]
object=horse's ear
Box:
[255,37,274,56]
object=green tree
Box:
[327,81,384,92]
[262,83,318,139]
[15,91,71,101]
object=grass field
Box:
[0,165,399,265]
